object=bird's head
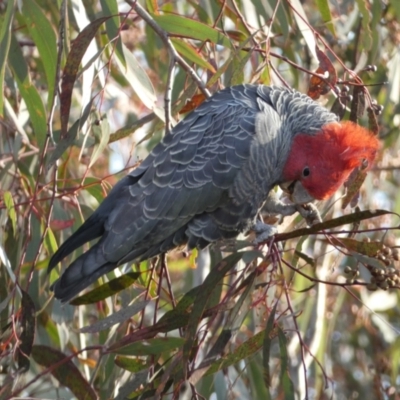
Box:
[282,121,380,201]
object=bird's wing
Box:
[48,85,283,272]
[100,94,261,263]
[48,86,260,279]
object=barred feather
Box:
[48,85,378,301]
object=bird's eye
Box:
[302,167,310,177]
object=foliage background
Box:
[1,0,400,399]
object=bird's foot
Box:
[262,191,298,217]
[252,221,277,245]
[295,203,322,226]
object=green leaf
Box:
[369,0,382,63]
[0,0,15,116]
[31,345,97,400]
[322,237,385,257]
[108,285,235,353]
[60,17,110,138]
[8,35,47,149]
[152,286,201,335]
[192,272,257,385]
[100,0,125,66]
[225,269,256,330]
[277,328,295,400]
[316,0,336,35]
[53,176,107,206]
[110,337,185,356]
[47,97,93,168]
[153,14,232,48]
[70,272,141,305]
[17,291,36,372]
[290,0,317,60]
[82,177,108,204]
[202,330,266,377]
[107,314,190,352]
[341,169,368,209]
[44,227,58,256]
[248,358,271,400]
[115,357,148,373]
[350,251,386,271]
[116,44,164,121]
[146,0,157,13]
[293,250,315,267]
[3,191,16,235]
[171,38,215,72]
[113,371,150,400]
[89,118,110,168]
[158,286,200,323]
[183,252,253,369]
[355,0,372,51]
[80,300,150,333]
[228,50,253,86]
[392,1,400,23]
[206,56,233,88]
[263,301,278,387]
[21,0,57,108]
[253,0,289,38]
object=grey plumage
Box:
[48,84,338,302]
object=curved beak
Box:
[279,181,315,205]
[280,181,295,195]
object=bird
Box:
[48,84,380,302]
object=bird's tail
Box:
[47,213,105,273]
[51,243,116,302]
[51,227,191,302]
[48,175,138,273]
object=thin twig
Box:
[373,165,400,171]
[231,0,258,47]
[165,57,176,133]
[280,257,368,288]
[139,259,156,329]
[154,255,165,326]
[279,257,309,398]
[108,112,157,143]
[213,0,227,28]
[48,0,66,144]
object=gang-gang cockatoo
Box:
[48,85,380,301]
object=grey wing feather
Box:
[101,98,258,260]
[50,84,282,301]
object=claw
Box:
[252,221,277,245]
[295,203,322,226]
